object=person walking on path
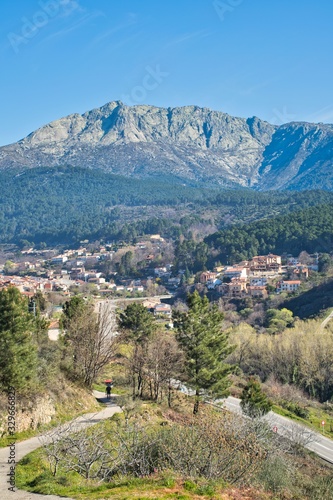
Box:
[106,383,112,399]
[0,390,121,500]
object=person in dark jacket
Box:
[106,384,112,399]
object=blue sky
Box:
[1,0,333,146]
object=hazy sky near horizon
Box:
[1,0,333,146]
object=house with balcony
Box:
[249,254,282,274]
[276,280,301,293]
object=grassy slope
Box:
[15,396,333,500]
[17,450,271,499]
[272,405,333,438]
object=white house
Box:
[223,266,248,279]
[276,280,301,293]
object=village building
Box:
[52,255,68,264]
[250,277,268,287]
[223,266,248,279]
[207,278,223,290]
[228,279,247,297]
[200,271,218,283]
[249,254,282,274]
[248,285,268,298]
[150,234,165,242]
[276,280,301,293]
[154,303,172,317]
[289,265,309,279]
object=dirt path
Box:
[321,310,333,328]
[0,391,121,499]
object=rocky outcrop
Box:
[0,384,99,435]
[259,122,333,190]
[1,101,333,190]
[0,394,55,435]
[15,396,56,432]
[0,102,274,188]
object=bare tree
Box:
[42,421,117,480]
[63,300,119,387]
[281,422,316,455]
[146,332,184,406]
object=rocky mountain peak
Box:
[1,102,333,190]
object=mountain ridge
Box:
[1,101,333,190]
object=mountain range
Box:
[1,101,333,190]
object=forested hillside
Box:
[1,166,333,246]
[205,203,333,264]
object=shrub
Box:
[256,455,294,495]
[43,409,271,485]
[240,378,272,418]
[282,401,309,419]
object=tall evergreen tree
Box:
[0,287,38,393]
[60,296,86,331]
[119,303,156,344]
[173,291,235,414]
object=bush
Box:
[43,409,271,484]
[256,455,294,495]
[240,378,272,418]
[281,401,309,419]
[306,476,333,500]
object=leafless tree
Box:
[281,422,316,455]
[146,332,184,406]
[65,301,119,387]
[41,421,117,480]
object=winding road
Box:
[223,396,333,464]
[0,391,121,499]
[1,392,333,499]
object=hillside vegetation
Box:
[1,166,333,246]
[204,202,333,264]
[11,290,333,499]
[16,371,333,500]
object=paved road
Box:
[222,396,333,464]
[170,383,333,464]
[0,391,121,500]
[3,391,333,499]
[95,295,172,310]
[109,295,172,304]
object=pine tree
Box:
[119,303,156,344]
[240,377,272,418]
[173,291,235,414]
[0,287,38,393]
[60,296,86,331]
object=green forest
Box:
[205,203,333,264]
[1,165,333,246]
